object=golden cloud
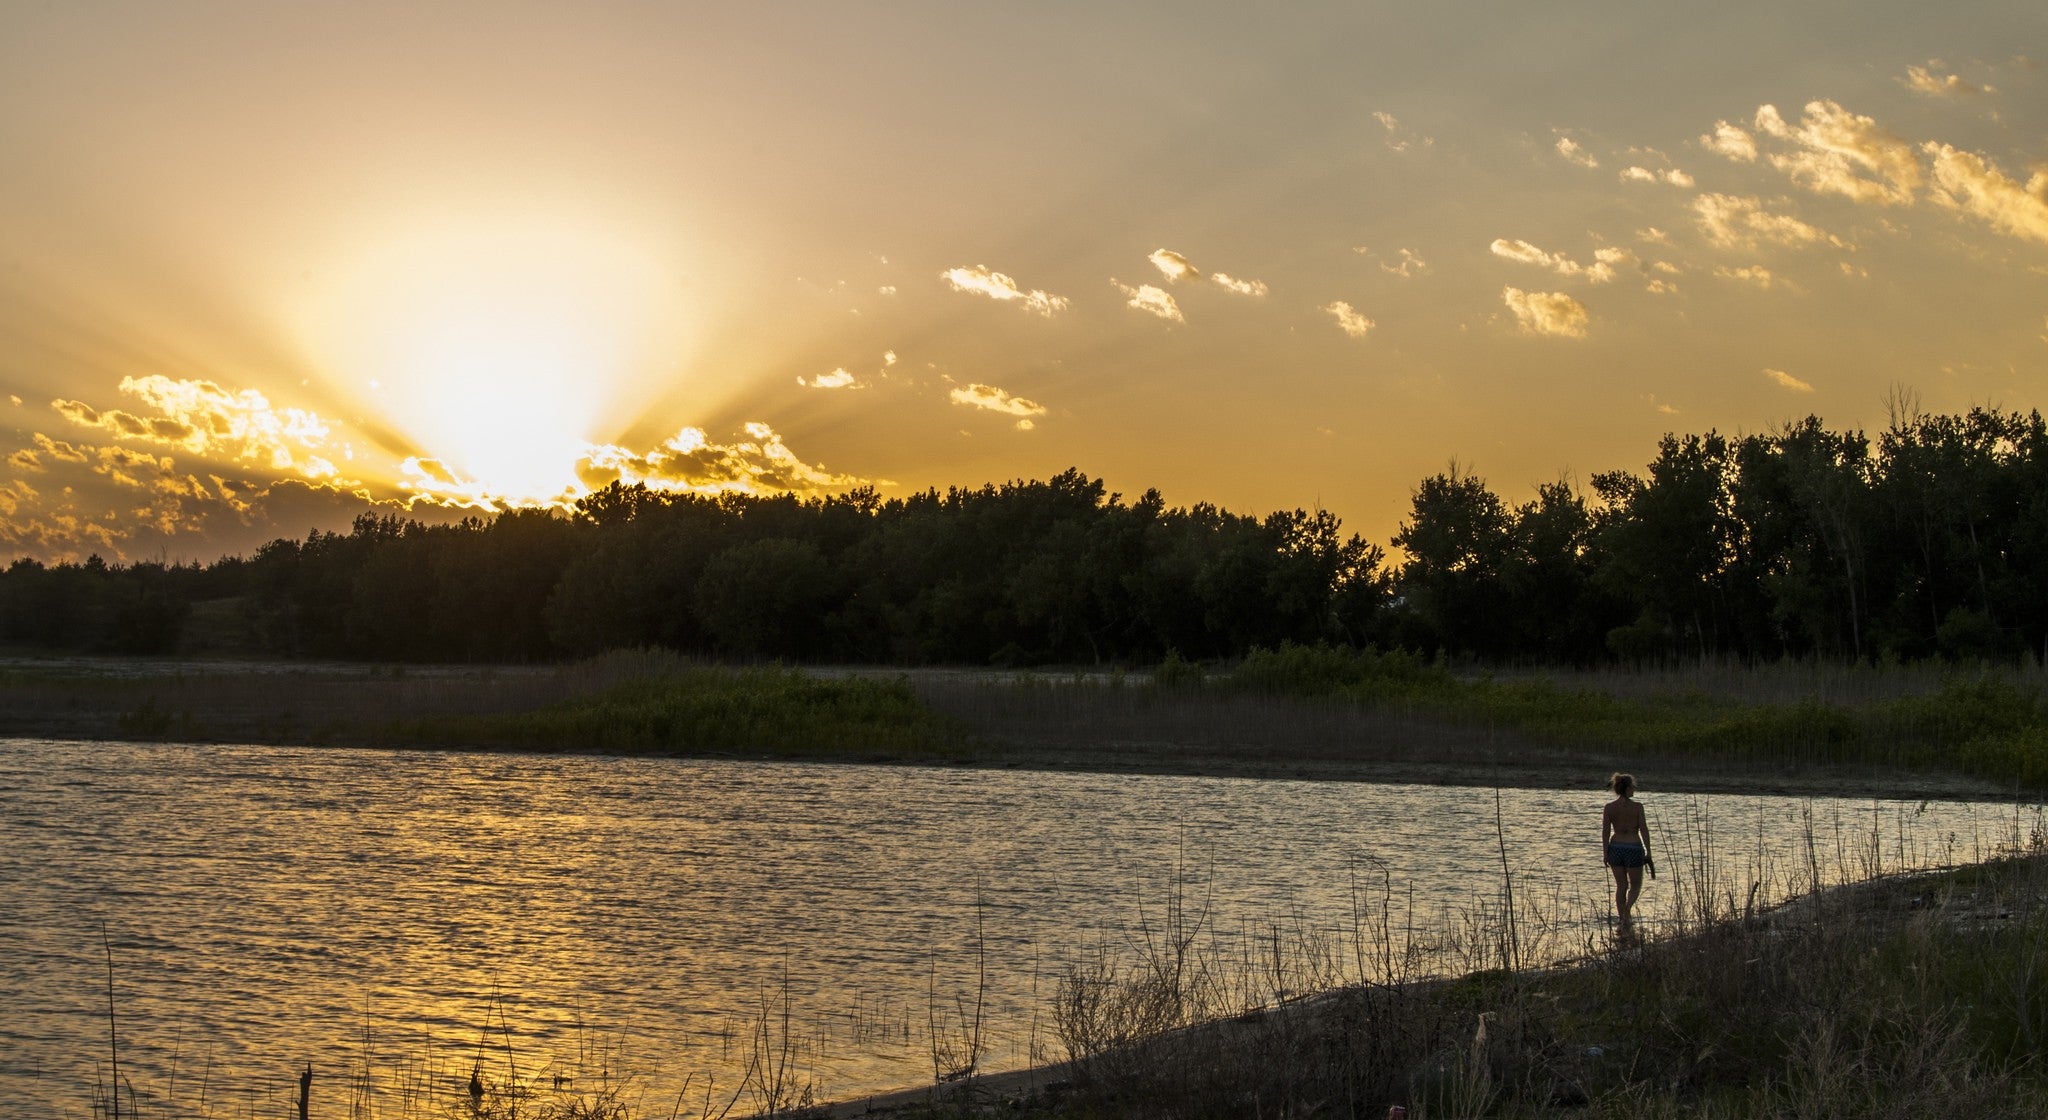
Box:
[1112,280,1184,323]
[0,479,35,517]
[1923,143,2048,246]
[940,265,1069,316]
[1764,368,1815,392]
[1489,239,1627,283]
[1715,264,1778,289]
[1701,120,1758,162]
[948,384,1048,430]
[1555,136,1599,168]
[1502,287,1589,339]
[52,375,344,480]
[32,433,90,464]
[578,422,870,496]
[93,445,176,490]
[1380,248,1427,278]
[1755,101,1921,206]
[1692,193,1847,251]
[1210,272,1267,297]
[1148,248,1267,296]
[1621,166,1694,188]
[1148,248,1200,282]
[1903,63,1989,98]
[1323,301,1376,339]
[798,367,861,389]
[6,449,41,472]
[1374,110,1431,153]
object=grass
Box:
[0,650,969,761]
[5,646,2042,794]
[1197,643,2048,790]
[386,665,967,759]
[913,845,2048,1119]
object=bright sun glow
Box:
[305,216,686,502]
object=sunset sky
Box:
[3,1,2045,562]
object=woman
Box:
[1602,772,1653,938]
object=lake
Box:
[0,739,2035,1117]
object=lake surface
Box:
[1,740,2036,1118]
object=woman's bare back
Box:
[1603,797,1645,844]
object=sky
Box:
[2,1,2045,563]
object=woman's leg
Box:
[1611,864,1632,928]
[1623,866,1644,923]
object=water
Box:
[0,739,2035,1118]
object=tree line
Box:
[3,408,2044,666]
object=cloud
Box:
[1621,166,1695,187]
[1754,100,1921,206]
[948,383,1048,430]
[1374,110,1432,152]
[1692,193,1847,251]
[1645,278,1679,295]
[1701,120,1759,162]
[392,457,506,508]
[1637,227,1672,245]
[1555,136,1599,168]
[51,375,343,480]
[1489,239,1628,283]
[1323,301,1376,339]
[798,367,861,389]
[32,433,90,464]
[1112,280,1184,322]
[1715,264,1778,289]
[1922,143,2048,245]
[940,265,1069,316]
[92,445,176,490]
[7,449,42,472]
[1210,272,1267,297]
[1147,248,1268,296]
[0,479,34,517]
[1903,63,1989,98]
[1764,368,1815,392]
[1148,248,1200,282]
[578,422,871,496]
[1379,248,1428,278]
[7,395,21,407]
[1502,287,1589,338]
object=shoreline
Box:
[818,850,2048,1117]
[0,653,2031,804]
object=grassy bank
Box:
[1188,644,2048,789]
[879,847,2048,1119]
[3,647,2044,794]
[390,665,965,759]
[0,651,968,761]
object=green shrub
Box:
[392,667,965,758]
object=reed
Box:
[1013,842,2048,1119]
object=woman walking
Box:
[1602,772,1653,940]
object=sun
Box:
[304,216,687,503]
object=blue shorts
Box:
[1606,842,1647,868]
